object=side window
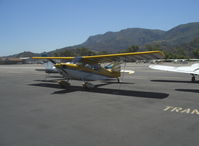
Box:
[76,62,82,65]
[85,64,92,69]
[93,64,100,71]
[84,63,101,71]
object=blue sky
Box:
[0,0,199,56]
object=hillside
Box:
[52,22,199,56]
[81,28,165,52]
[161,22,199,45]
[7,22,199,58]
[7,51,40,58]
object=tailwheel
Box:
[58,80,70,88]
[82,82,95,89]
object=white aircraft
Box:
[35,61,58,73]
[149,63,199,82]
[43,61,58,73]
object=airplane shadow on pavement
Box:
[175,89,199,93]
[29,81,169,99]
[151,80,199,84]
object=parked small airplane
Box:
[33,51,164,88]
[149,63,199,82]
[42,61,135,74]
[43,61,58,73]
[35,61,58,73]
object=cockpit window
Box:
[84,63,101,71]
[72,57,82,63]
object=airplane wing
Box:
[149,63,199,75]
[81,51,164,63]
[32,56,75,61]
[82,51,164,63]
[32,51,164,63]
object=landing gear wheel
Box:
[82,82,95,89]
[191,76,196,82]
[58,80,70,87]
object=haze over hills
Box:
[6,51,40,58]
[81,28,165,52]
[50,28,166,54]
[50,22,199,56]
[160,22,199,45]
[6,22,199,58]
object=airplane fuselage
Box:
[55,63,120,81]
[149,63,199,82]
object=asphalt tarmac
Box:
[0,63,199,146]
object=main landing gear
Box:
[58,79,95,89]
[82,82,95,89]
[191,75,196,82]
[58,80,70,88]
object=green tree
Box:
[75,48,96,56]
[144,44,161,51]
[122,45,140,53]
[54,52,60,57]
[62,50,75,57]
[97,51,110,55]
[193,49,199,58]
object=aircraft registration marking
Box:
[163,106,199,115]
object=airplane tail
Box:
[111,62,121,72]
[111,63,121,78]
[43,61,58,73]
[104,62,121,72]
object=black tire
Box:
[191,76,195,82]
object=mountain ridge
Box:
[5,22,199,58]
[52,22,199,54]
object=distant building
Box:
[0,58,23,64]
[0,57,49,64]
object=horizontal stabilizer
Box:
[121,70,135,74]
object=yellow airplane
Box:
[33,51,164,88]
